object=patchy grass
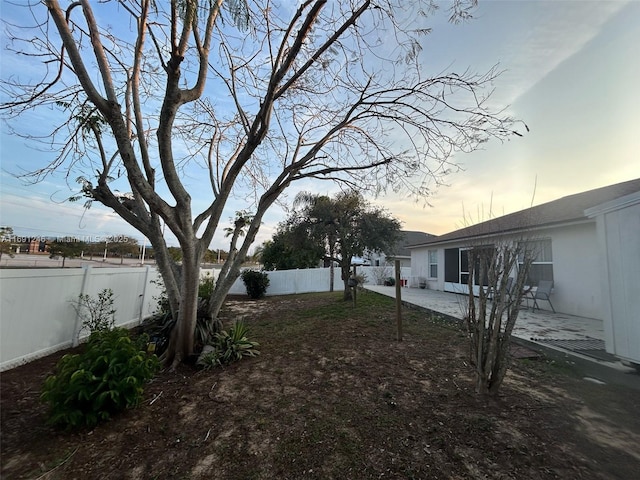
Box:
[2,291,639,479]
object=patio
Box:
[364,285,620,366]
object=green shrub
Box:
[195,314,221,347]
[151,279,170,315]
[41,328,159,429]
[199,321,260,369]
[74,288,116,335]
[198,273,215,299]
[240,270,270,299]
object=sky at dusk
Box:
[1,1,639,251]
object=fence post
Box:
[138,265,152,324]
[72,265,92,347]
[395,260,402,341]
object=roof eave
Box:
[409,217,594,248]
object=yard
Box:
[2,291,639,479]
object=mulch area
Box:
[2,292,639,479]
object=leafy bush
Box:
[198,273,215,299]
[198,321,260,369]
[41,328,159,429]
[151,279,170,315]
[241,270,270,299]
[143,274,221,355]
[195,313,222,348]
[74,288,116,335]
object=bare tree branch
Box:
[2,0,524,366]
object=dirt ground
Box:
[2,291,639,479]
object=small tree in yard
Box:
[0,226,15,260]
[2,1,524,368]
[294,191,402,300]
[74,288,117,337]
[49,240,86,267]
[261,221,326,271]
[464,240,535,395]
[371,263,394,286]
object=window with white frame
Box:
[428,250,438,278]
[519,239,553,286]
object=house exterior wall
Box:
[365,252,411,270]
[396,258,411,269]
[366,251,387,266]
[547,222,601,319]
[410,221,603,319]
[409,248,441,289]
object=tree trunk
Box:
[328,243,335,292]
[341,263,352,301]
[149,232,181,319]
[164,246,201,369]
[208,252,244,320]
[466,244,532,396]
[329,261,335,292]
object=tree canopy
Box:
[104,235,139,263]
[1,0,524,366]
[48,239,86,267]
[0,226,15,260]
[261,223,326,271]
[293,190,402,299]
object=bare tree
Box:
[371,263,394,286]
[464,240,534,395]
[1,1,524,367]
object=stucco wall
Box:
[409,248,441,289]
[410,221,602,319]
[546,222,601,319]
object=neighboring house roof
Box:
[387,230,435,257]
[410,178,640,247]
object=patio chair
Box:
[527,280,555,313]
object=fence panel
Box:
[0,266,163,371]
[230,266,412,296]
[355,265,412,286]
[1,265,413,370]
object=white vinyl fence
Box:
[0,266,163,371]
[220,265,413,296]
[1,264,411,371]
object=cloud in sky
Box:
[382,0,640,236]
[489,1,629,105]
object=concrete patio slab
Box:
[364,284,638,379]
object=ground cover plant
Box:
[40,328,159,429]
[2,292,640,479]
